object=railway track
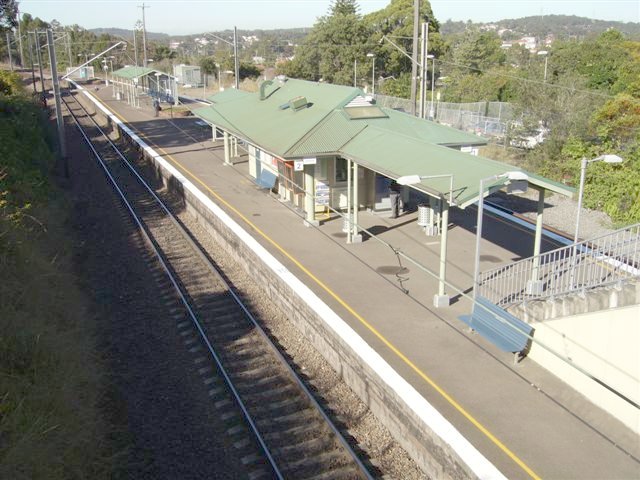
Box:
[62,90,374,480]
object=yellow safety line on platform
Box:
[97,95,541,480]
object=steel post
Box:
[47,29,68,176]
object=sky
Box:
[17,0,640,35]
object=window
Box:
[335,158,348,183]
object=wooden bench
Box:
[459,295,533,361]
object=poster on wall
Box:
[315,180,330,206]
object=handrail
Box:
[479,223,640,306]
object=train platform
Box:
[85,84,639,480]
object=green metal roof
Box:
[191,78,574,205]
[112,66,175,80]
[286,110,367,157]
[340,126,574,207]
[374,107,488,146]
[207,89,251,103]
[194,78,362,156]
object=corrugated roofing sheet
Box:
[194,79,362,156]
[191,78,574,204]
[112,66,175,80]
[286,111,367,157]
[207,89,251,103]
[340,126,573,207]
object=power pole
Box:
[409,0,420,116]
[27,32,36,93]
[47,28,68,177]
[34,32,46,94]
[419,21,428,119]
[6,32,13,70]
[133,25,139,67]
[138,3,149,67]
[66,31,73,67]
[17,8,24,66]
[233,26,239,89]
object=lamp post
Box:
[537,50,549,83]
[473,171,529,301]
[427,54,435,119]
[397,173,455,307]
[366,52,375,95]
[574,155,623,245]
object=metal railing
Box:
[478,223,640,306]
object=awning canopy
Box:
[112,66,176,80]
[192,78,574,208]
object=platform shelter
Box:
[192,78,574,308]
[111,66,178,107]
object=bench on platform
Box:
[459,295,533,362]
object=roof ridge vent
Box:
[289,96,309,111]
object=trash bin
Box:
[417,204,431,226]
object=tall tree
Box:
[0,0,18,30]
[329,0,359,16]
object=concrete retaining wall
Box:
[77,86,504,480]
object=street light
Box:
[366,52,375,95]
[426,54,436,119]
[574,154,623,245]
[537,50,549,83]
[473,171,529,301]
[397,173,455,307]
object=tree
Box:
[364,0,443,91]
[199,56,217,75]
[282,7,371,85]
[329,0,358,16]
[0,0,18,30]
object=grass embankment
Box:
[0,71,110,479]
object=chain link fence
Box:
[375,95,515,139]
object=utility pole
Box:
[419,21,428,119]
[17,8,24,66]
[47,28,68,177]
[409,0,420,116]
[66,31,73,67]
[27,33,36,93]
[138,3,149,67]
[133,24,139,67]
[34,32,46,94]
[233,26,239,89]
[6,32,13,71]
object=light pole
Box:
[427,54,435,119]
[574,155,623,245]
[537,50,549,83]
[473,171,529,301]
[397,173,455,307]
[366,53,375,95]
[202,30,239,89]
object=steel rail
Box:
[62,92,284,479]
[62,90,374,479]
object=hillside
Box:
[441,14,640,40]
[89,27,169,41]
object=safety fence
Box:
[374,95,514,138]
[478,223,640,306]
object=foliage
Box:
[364,0,443,88]
[282,7,371,84]
[0,68,111,480]
[199,56,217,75]
[0,0,18,29]
[239,62,260,79]
[440,15,640,40]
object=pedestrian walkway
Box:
[88,85,639,479]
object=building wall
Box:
[528,304,640,434]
